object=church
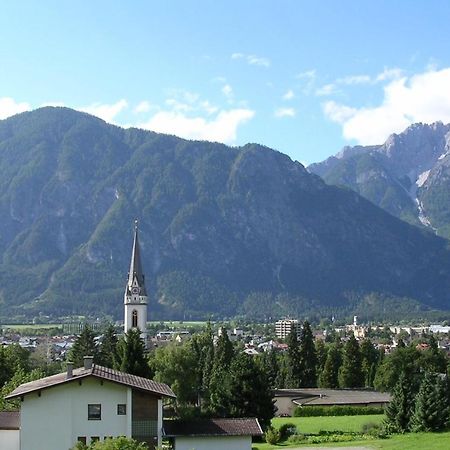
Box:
[124,220,148,344]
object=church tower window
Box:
[132,310,138,328]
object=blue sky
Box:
[1,1,450,164]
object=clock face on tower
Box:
[131,287,139,295]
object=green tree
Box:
[229,353,275,430]
[319,341,341,388]
[151,342,198,408]
[71,436,148,450]
[360,338,379,387]
[115,329,151,378]
[315,339,327,382]
[383,372,415,433]
[285,329,301,388]
[374,345,421,392]
[258,349,279,389]
[298,321,317,387]
[0,367,44,411]
[338,335,364,388]
[98,324,118,368]
[410,372,450,432]
[68,325,98,367]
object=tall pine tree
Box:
[383,372,415,433]
[298,321,317,387]
[319,341,342,388]
[338,335,364,388]
[285,329,302,388]
[115,329,151,378]
[68,325,98,367]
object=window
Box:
[132,310,138,328]
[88,404,101,420]
[91,437,100,443]
[117,404,127,415]
[77,437,86,444]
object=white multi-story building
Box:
[275,319,301,340]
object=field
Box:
[273,415,384,434]
[147,320,207,328]
[2,323,63,331]
[253,416,450,449]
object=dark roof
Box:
[273,388,390,406]
[163,418,263,437]
[0,411,20,430]
[5,364,175,400]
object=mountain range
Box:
[0,108,449,320]
[309,122,450,238]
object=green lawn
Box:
[2,323,62,331]
[272,415,384,434]
[253,415,450,449]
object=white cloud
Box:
[134,101,151,113]
[337,75,371,85]
[80,99,128,122]
[296,69,316,80]
[315,83,337,96]
[323,67,450,144]
[138,108,254,143]
[0,97,30,119]
[231,52,270,68]
[375,67,403,82]
[283,89,295,100]
[274,107,296,118]
[222,84,233,99]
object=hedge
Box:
[293,405,384,417]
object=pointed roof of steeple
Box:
[127,220,147,295]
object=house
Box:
[163,417,263,450]
[0,412,20,450]
[273,388,390,416]
[5,356,175,450]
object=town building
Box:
[5,356,175,450]
[275,319,300,339]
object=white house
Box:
[163,417,263,450]
[0,412,20,450]
[5,356,175,450]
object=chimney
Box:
[66,362,73,379]
[83,356,93,370]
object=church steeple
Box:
[126,220,147,296]
[124,220,148,345]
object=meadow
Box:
[253,415,450,449]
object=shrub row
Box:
[293,405,384,417]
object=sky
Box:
[1,0,450,164]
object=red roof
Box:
[163,418,263,437]
[5,364,175,399]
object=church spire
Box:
[126,220,147,296]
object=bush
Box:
[293,405,384,417]
[287,433,306,444]
[278,422,297,440]
[265,426,281,445]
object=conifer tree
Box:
[258,349,279,389]
[229,353,275,430]
[383,372,415,433]
[338,335,364,388]
[360,338,379,387]
[285,329,302,388]
[319,342,341,388]
[98,324,118,368]
[115,329,151,378]
[410,372,449,432]
[68,325,98,367]
[315,339,327,382]
[298,321,317,387]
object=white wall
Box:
[21,378,129,450]
[174,436,252,450]
[0,430,20,450]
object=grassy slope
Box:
[253,416,450,450]
[272,415,384,434]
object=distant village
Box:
[2,316,449,363]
